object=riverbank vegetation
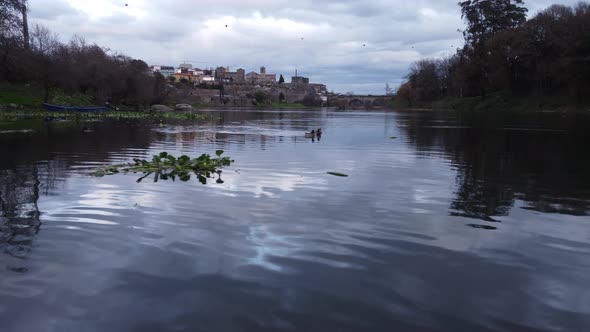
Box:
[0,108,215,122]
[396,1,590,111]
[1,1,168,110]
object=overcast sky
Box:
[29,0,581,94]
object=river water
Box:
[1,109,589,331]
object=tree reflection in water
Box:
[0,119,156,265]
[0,166,41,261]
[397,110,590,227]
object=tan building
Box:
[172,72,200,84]
[216,67,246,83]
[291,76,310,85]
[310,83,327,93]
[246,71,260,84]
[246,67,277,84]
[215,67,227,78]
[228,68,245,82]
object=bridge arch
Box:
[349,99,364,107]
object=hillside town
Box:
[150,64,329,107]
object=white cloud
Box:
[28,0,582,94]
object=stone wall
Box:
[168,80,328,107]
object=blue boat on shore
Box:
[42,103,109,112]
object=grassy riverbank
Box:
[0,84,215,121]
[1,83,103,108]
[0,84,44,107]
[1,83,314,116]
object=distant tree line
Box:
[0,1,167,108]
[397,1,590,107]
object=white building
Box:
[150,65,175,77]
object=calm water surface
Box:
[1,109,589,331]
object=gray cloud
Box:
[29,0,582,94]
[29,0,79,20]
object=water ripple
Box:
[1,110,589,331]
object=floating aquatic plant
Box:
[91,151,234,184]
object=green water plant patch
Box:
[91,151,234,184]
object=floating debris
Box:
[466,224,497,230]
[327,172,349,177]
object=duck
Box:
[305,130,316,138]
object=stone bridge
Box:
[327,94,393,108]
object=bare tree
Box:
[385,83,394,96]
[0,0,22,37]
[20,0,28,49]
[30,24,58,55]
[28,24,59,101]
